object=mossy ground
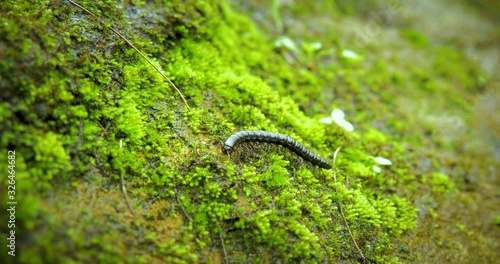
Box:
[0,0,498,263]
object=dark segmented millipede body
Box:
[223,131,332,169]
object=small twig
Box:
[118,139,138,218]
[332,147,365,261]
[67,0,191,110]
[338,204,365,261]
[219,231,229,264]
[120,171,138,218]
[333,147,342,183]
[175,190,192,222]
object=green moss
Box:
[495,216,500,226]
[32,131,73,188]
[364,128,389,145]
[264,155,290,188]
[401,29,429,48]
[423,172,456,194]
[432,47,484,93]
[1,0,497,263]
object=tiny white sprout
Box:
[372,165,382,173]
[319,116,333,124]
[274,36,299,54]
[372,156,392,165]
[331,109,354,132]
[341,49,360,59]
[309,42,322,51]
[339,120,354,132]
[119,139,122,149]
[331,108,345,120]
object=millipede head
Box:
[223,144,233,155]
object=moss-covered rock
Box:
[1,0,498,263]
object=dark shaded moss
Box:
[1,0,498,263]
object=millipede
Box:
[223,131,332,169]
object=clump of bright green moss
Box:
[1,0,497,263]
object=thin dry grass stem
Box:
[219,231,229,264]
[332,147,365,261]
[175,190,193,222]
[338,202,365,261]
[333,146,342,182]
[67,0,191,110]
[118,140,138,218]
[120,171,138,218]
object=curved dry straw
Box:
[332,147,365,261]
[67,0,191,110]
